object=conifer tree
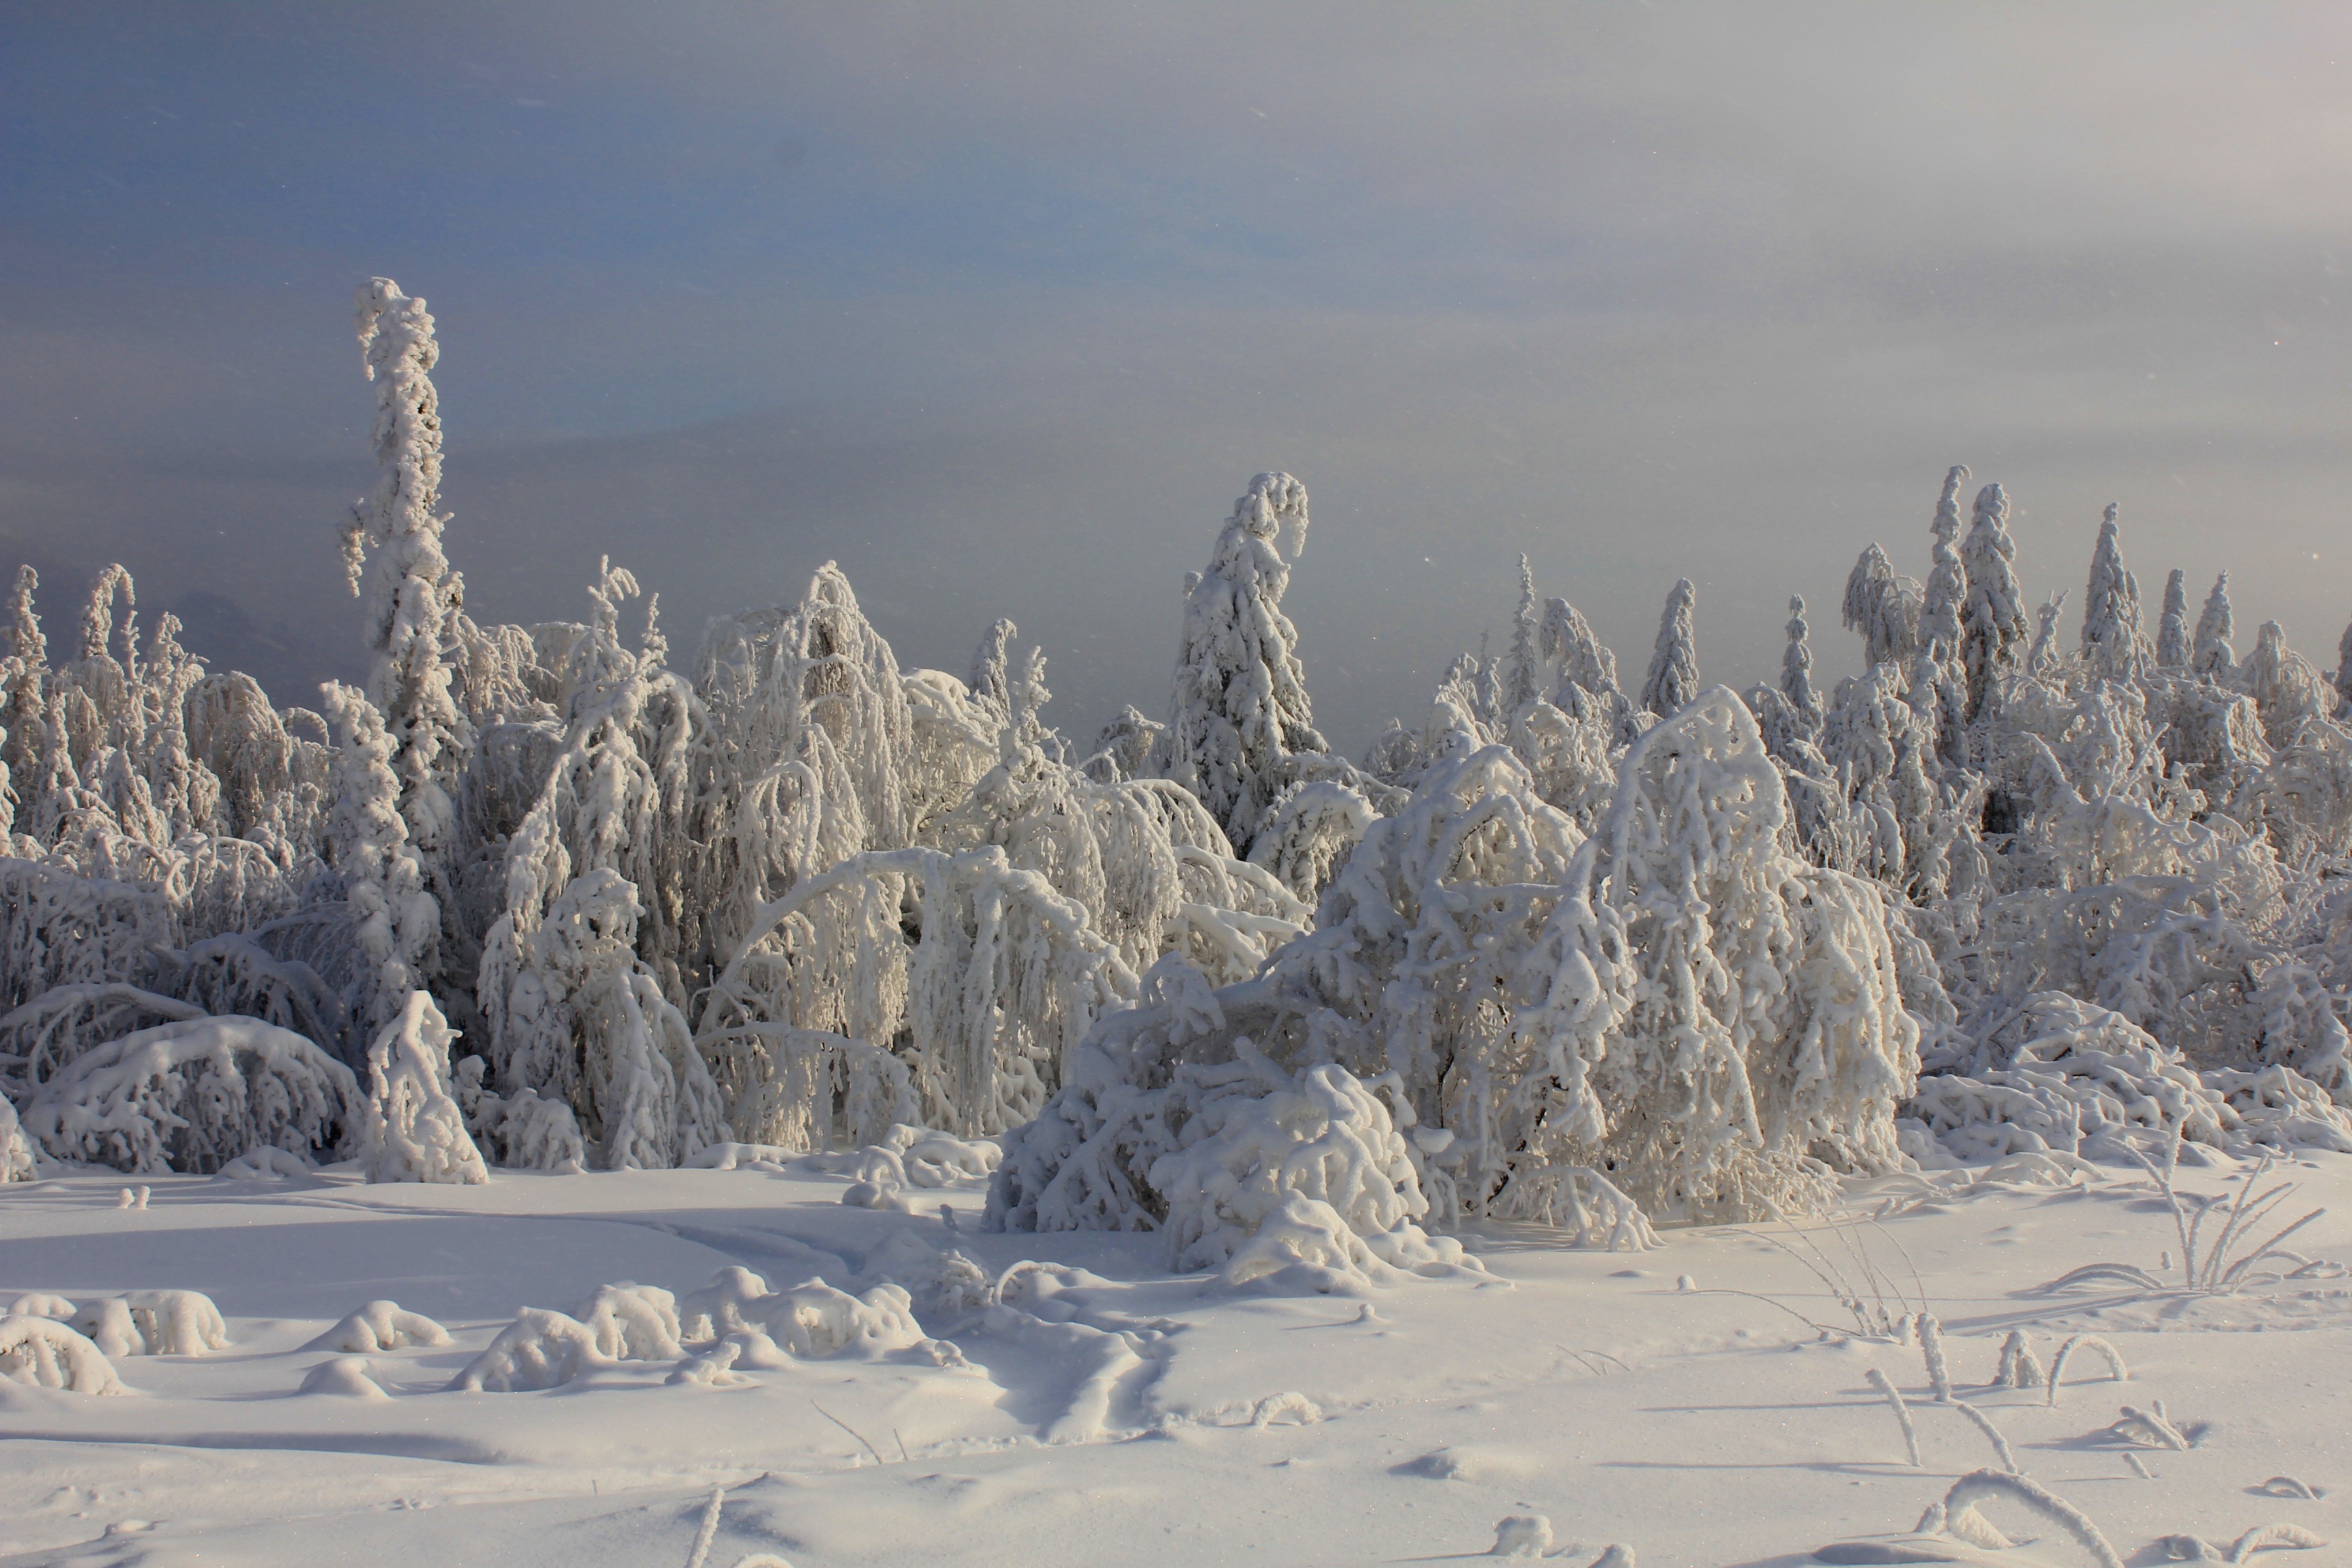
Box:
[1640,578,1701,717]
[2156,568,2191,668]
[1960,482,2026,717]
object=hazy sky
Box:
[4,4,2348,749]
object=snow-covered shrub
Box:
[0,859,178,1013]
[574,1282,683,1360]
[70,1290,230,1356]
[449,1307,612,1392]
[1903,992,2352,1162]
[483,867,728,1170]
[354,990,488,1184]
[698,843,1136,1141]
[20,1016,361,1174]
[0,1316,127,1394]
[315,1299,450,1353]
[673,1265,927,1358]
[0,1096,35,1182]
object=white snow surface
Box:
[2,1147,2347,1567]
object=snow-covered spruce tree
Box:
[2241,619,2336,752]
[1842,544,1923,670]
[1920,466,1971,659]
[1778,595,1822,738]
[1639,578,1701,717]
[2027,589,2069,676]
[342,278,468,928]
[1154,472,1328,855]
[2078,504,2149,679]
[2156,568,2192,670]
[320,683,437,1034]
[1503,555,1543,714]
[2336,618,2352,717]
[2192,571,2236,679]
[1960,482,2027,719]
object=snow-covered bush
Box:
[0,1316,127,1394]
[69,1290,231,1356]
[20,1017,361,1174]
[315,1299,450,1353]
[0,1096,34,1181]
[450,1307,613,1392]
[353,990,488,1184]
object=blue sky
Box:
[4,4,2348,745]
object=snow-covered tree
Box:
[1778,595,1820,736]
[320,683,437,1033]
[1920,465,1970,658]
[342,278,468,902]
[1961,482,2027,718]
[2156,568,2191,669]
[1639,578,1701,717]
[1843,543,1921,670]
[1154,472,1326,854]
[2078,504,2148,679]
[2192,571,2236,679]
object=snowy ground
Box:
[4,1149,2347,1568]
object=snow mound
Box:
[312,1299,449,1353]
[0,1315,127,1394]
[7,1292,76,1320]
[299,1355,390,1399]
[216,1145,312,1179]
[18,1016,361,1175]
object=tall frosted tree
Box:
[1919,465,1970,658]
[2336,619,2352,717]
[1503,554,1541,714]
[1842,543,1920,669]
[2155,568,2191,668]
[1640,578,1701,717]
[2078,504,2147,679]
[321,682,438,1033]
[2192,571,2236,678]
[1155,472,1325,853]
[1959,482,2026,719]
[342,278,468,892]
[1780,595,1820,732]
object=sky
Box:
[3,3,2348,750]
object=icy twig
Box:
[1942,1470,2123,1568]
[2112,1401,2191,1450]
[1866,1367,1922,1467]
[2046,1335,2128,1405]
[683,1486,724,1568]
[1914,1312,1952,1402]
[811,1401,888,1467]
[1946,1399,2020,1473]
